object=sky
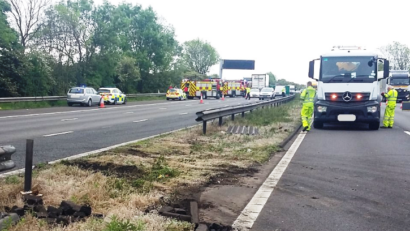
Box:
[93,0,410,84]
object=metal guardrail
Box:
[196,95,296,134]
[0,93,165,103]
[0,146,16,172]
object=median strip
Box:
[43,131,73,137]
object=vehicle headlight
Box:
[367,106,377,113]
[317,106,327,113]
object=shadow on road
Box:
[317,122,379,131]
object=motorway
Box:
[0,97,260,173]
[251,105,410,231]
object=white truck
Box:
[289,85,296,94]
[251,74,269,90]
[308,45,390,130]
[379,70,410,102]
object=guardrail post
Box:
[241,112,245,117]
[24,139,34,192]
[218,117,223,126]
[203,121,207,134]
[231,114,235,121]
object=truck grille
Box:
[325,92,371,102]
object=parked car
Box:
[98,87,127,105]
[67,87,101,106]
[259,87,275,100]
[249,88,260,98]
[166,88,187,100]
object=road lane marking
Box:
[405,131,410,136]
[0,101,190,120]
[133,119,148,123]
[185,105,191,107]
[125,112,134,114]
[159,108,167,110]
[232,132,306,230]
[43,131,73,137]
[179,113,188,115]
[61,118,78,122]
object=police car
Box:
[166,88,187,100]
[97,87,127,105]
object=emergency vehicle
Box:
[222,80,244,97]
[97,87,127,105]
[181,79,223,99]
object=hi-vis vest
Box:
[300,86,316,105]
[386,89,398,106]
[246,88,251,93]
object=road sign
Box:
[222,60,255,70]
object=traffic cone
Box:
[99,97,105,108]
[200,93,203,104]
[400,102,403,109]
[221,92,225,101]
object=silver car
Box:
[67,87,101,107]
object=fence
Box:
[195,95,295,134]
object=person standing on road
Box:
[381,85,398,128]
[246,87,251,100]
[300,81,316,132]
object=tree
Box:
[379,41,410,70]
[7,0,50,48]
[115,56,140,93]
[267,72,276,86]
[182,39,219,75]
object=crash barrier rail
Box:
[0,145,16,172]
[196,95,296,134]
[0,93,166,103]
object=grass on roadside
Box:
[0,97,301,231]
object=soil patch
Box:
[63,161,145,179]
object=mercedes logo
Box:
[342,92,352,102]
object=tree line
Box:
[0,0,219,97]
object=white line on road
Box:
[179,113,188,115]
[133,119,148,123]
[232,132,306,230]
[185,105,191,107]
[0,101,189,120]
[159,108,167,110]
[125,112,134,114]
[43,131,73,137]
[61,118,78,122]
[405,131,410,136]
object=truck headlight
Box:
[317,106,327,113]
[367,106,377,113]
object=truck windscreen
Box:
[320,56,376,83]
[390,78,409,85]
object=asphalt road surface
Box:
[0,96,265,173]
[252,105,410,231]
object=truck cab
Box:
[308,46,390,130]
[380,70,410,102]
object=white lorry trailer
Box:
[308,46,390,130]
[251,74,269,90]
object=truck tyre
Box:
[313,121,323,129]
[369,122,380,130]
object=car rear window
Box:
[69,88,84,94]
[98,89,111,93]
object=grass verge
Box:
[0,97,301,231]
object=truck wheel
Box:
[313,121,323,129]
[369,122,380,130]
